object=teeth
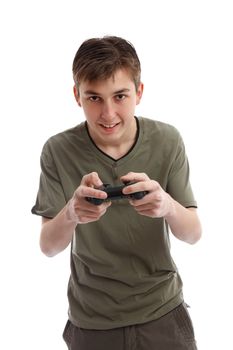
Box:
[102,124,116,128]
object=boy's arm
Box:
[164,201,202,244]
[39,172,110,257]
[121,172,202,244]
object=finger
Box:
[81,172,103,188]
[120,172,150,184]
[78,202,111,222]
[128,192,162,211]
[78,207,109,223]
[131,203,163,218]
[75,185,108,202]
[123,181,149,195]
[85,200,111,211]
[129,198,155,209]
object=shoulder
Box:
[47,122,86,145]
[138,116,182,142]
[41,122,86,155]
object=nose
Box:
[101,100,116,120]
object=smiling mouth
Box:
[101,123,120,129]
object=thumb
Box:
[81,172,103,188]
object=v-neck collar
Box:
[82,117,144,166]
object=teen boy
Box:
[32,36,202,350]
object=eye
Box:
[115,94,126,101]
[89,96,100,102]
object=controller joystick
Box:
[86,181,148,205]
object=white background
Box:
[0,0,233,349]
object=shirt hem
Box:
[68,294,184,330]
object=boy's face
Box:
[74,68,143,147]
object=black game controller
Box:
[86,182,148,205]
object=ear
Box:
[73,85,82,107]
[136,82,144,105]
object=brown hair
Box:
[72,36,141,90]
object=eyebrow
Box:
[84,88,131,96]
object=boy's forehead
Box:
[79,69,134,91]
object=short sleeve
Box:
[167,133,197,208]
[31,141,66,218]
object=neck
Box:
[87,117,138,160]
[99,141,134,160]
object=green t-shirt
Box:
[32,117,197,330]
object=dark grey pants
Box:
[63,302,198,350]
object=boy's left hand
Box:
[121,172,175,218]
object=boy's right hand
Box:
[66,172,111,224]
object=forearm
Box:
[39,172,111,257]
[40,203,78,257]
[165,197,202,244]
